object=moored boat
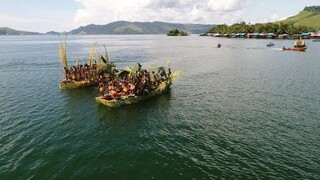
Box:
[283,38,307,52]
[95,78,172,108]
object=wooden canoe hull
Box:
[59,80,98,90]
[283,47,307,51]
[96,80,172,108]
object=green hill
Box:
[0,27,41,35]
[277,6,320,31]
[68,21,213,35]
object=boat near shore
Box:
[282,47,307,51]
[283,38,307,52]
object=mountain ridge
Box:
[2,6,320,35]
[68,21,214,35]
[0,27,41,35]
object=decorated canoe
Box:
[282,47,307,51]
[58,37,115,90]
[95,79,172,108]
[59,80,98,90]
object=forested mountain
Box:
[68,21,213,35]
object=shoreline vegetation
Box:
[203,21,320,39]
[203,6,320,40]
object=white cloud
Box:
[208,0,249,12]
[1,0,318,32]
[249,14,284,24]
[73,0,250,26]
[73,0,148,26]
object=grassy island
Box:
[167,28,189,36]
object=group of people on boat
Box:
[98,65,171,100]
[282,39,307,51]
[63,62,99,82]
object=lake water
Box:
[0,35,320,179]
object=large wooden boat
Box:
[59,80,99,90]
[282,47,307,51]
[283,38,307,52]
[96,79,172,108]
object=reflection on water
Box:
[0,35,320,179]
[97,90,172,123]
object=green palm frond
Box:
[133,63,142,72]
[117,69,130,78]
[158,66,166,77]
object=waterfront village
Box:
[202,32,320,39]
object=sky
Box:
[0,0,320,33]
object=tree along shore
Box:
[205,22,318,39]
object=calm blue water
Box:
[0,35,320,179]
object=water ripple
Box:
[1,35,320,179]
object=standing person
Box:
[98,81,105,96]
[168,68,171,77]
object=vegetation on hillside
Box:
[208,21,315,35]
[208,6,320,35]
[303,6,320,12]
[277,6,320,31]
[167,28,189,36]
[69,21,211,35]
